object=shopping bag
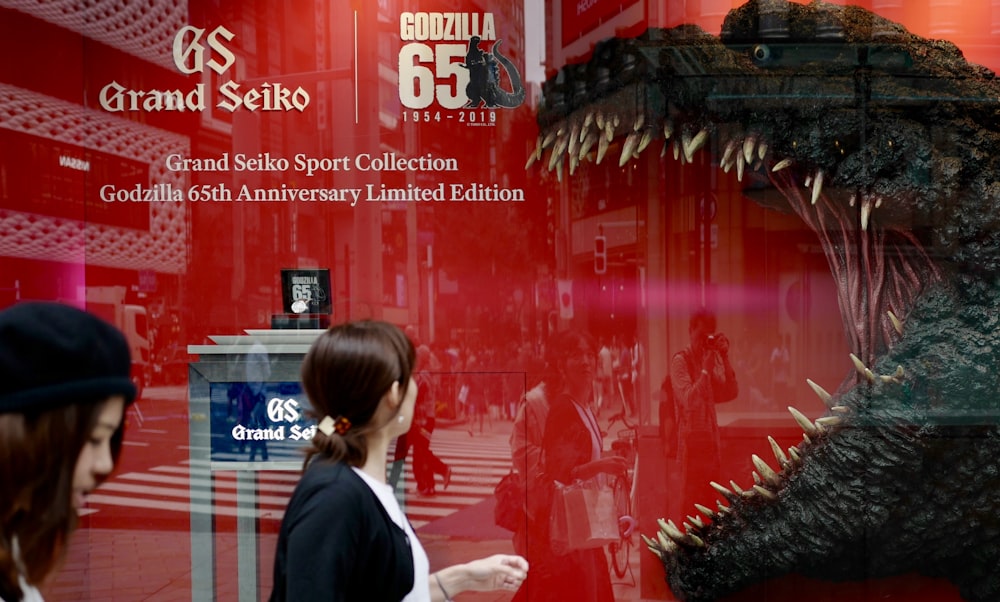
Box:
[493,471,526,532]
[550,477,618,552]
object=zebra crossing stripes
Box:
[82,428,514,529]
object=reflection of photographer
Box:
[669,308,738,498]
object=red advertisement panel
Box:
[0,1,998,602]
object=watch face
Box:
[291,299,309,314]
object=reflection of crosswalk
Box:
[394,435,511,529]
[84,428,513,530]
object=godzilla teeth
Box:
[582,112,594,139]
[595,111,605,130]
[811,170,824,205]
[633,113,645,131]
[736,152,745,181]
[789,406,820,437]
[525,148,539,170]
[815,416,843,428]
[752,454,782,486]
[620,131,639,167]
[806,378,834,409]
[772,157,793,172]
[753,485,777,500]
[656,529,674,552]
[710,480,738,502]
[643,533,666,558]
[664,519,686,543]
[597,135,610,164]
[743,135,756,163]
[542,130,556,149]
[768,436,789,467]
[888,310,904,335]
[637,129,654,153]
[758,141,768,161]
[695,503,715,519]
[579,132,597,161]
[663,120,673,140]
[721,139,737,170]
[567,123,580,160]
[849,353,868,376]
[861,198,873,231]
[664,519,705,547]
[683,129,708,162]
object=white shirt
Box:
[353,467,430,602]
[0,575,45,602]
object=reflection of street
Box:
[73,387,514,530]
[47,392,652,601]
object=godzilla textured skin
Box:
[528,1,1000,600]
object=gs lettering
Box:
[173,25,236,75]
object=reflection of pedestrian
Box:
[512,329,626,602]
[243,341,271,461]
[0,302,137,601]
[270,320,528,601]
[671,308,738,504]
[770,333,791,401]
[411,347,451,496]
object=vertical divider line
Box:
[354,11,359,124]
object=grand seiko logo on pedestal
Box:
[231,397,316,442]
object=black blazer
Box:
[270,461,415,602]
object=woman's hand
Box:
[440,554,529,596]
[571,456,629,481]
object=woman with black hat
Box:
[0,302,137,602]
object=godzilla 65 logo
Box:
[398,12,525,114]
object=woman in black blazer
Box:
[271,320,528,602]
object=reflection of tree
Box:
[431,195,551,345]
[433,200,550,283]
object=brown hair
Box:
[0,398,127,600]
[300,320,415,469]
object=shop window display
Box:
[0,0,997,600]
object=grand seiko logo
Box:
[99,26,310,113]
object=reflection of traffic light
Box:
[594,235,607,274]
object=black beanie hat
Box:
[0,301,137,413]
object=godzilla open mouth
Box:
[527,89,941,371]
[528,0,1000,599]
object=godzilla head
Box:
[529,1,1000,600]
